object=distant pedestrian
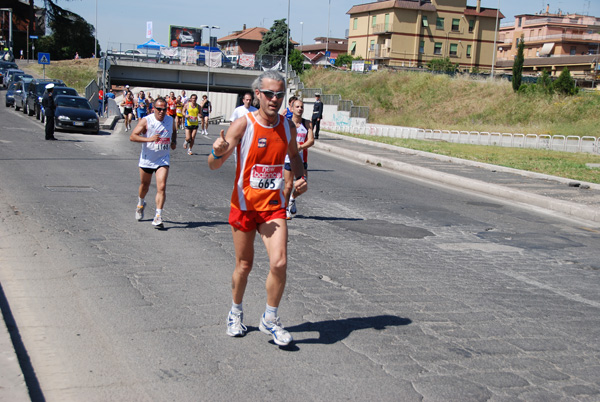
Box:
[74,52,80,59]
[130,97,177,229]
[200,94,211,136]
[311,93,323,139]
[41,83,57,140]
[19,49,23,59]
[285,96,297,120]
[98,88,104,117]
[229,92,257,122]
[121,91,135,131]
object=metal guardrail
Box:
[327,126,599,154]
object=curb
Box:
[314,133,600,225]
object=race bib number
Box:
[153,137,171,150]
[250,164,284,190]
[187,116,197,123]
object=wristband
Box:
[296,175,307,182]
[211,149,222,159]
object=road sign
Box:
[29,35,38,39]
[38,52,50,65]
[325,51,331,58]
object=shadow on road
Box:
[264,315,412,351]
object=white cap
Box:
[125,85,129,88]
[45,83,54,90]
[315,92,321,96]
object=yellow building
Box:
[346,0,503,71]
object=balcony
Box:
[524,17,600,27]
[524,33,600,43]
[372,23,392,34]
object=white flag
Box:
[205,51,222,68]
[146,21,153,39]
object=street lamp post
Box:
[95,0,98,58]
[491,0,500,78]
[200,25,220,99]
[300,22,303,49]
[285,0,291,105]
[326,0,331,59]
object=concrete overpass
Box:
[102,58,262,94]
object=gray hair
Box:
[252,70,286,93]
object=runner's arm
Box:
[299,119,315,151]
[208,116,246,170]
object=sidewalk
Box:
[314,131,600,225]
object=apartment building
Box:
[346,0,503,71]
[498,8,600,61]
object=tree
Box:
[427,57,458,73]
[536,70,554,95]
[512,36,525,92]
[34,0,99,59]
[289,48,305,74]
[553,67,577,95]
[257,19,291,56]
[335,53,355,69]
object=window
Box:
[450,43,458,56]
[452,19,460,32]
[370,39,375,50]
[434,42,442,55]
[570,46,576,55]
[419,40,425,54]
[422,16,429,27]
[468,19,475,33]
[353,18,358,30]
[372,15,377,28]
[436,17,444,30]
[518,17,522,27]
[466,45,472,57]
[350,41,356,56]
[385,13,390,31]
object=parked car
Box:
[107,49,152,61]
[26,78,66,119]
[8,72,33,87]
[0,61,19,85]
[53,95,100,134]
[2,68,24,88]
[5,82,17,107]
[40,87,79,122]
[12,80,32,112]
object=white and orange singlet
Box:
[231,113,291,211]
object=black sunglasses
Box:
[259,90,285,99]
[154,107,167,112]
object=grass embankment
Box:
[302,69,600,183]
[302,69,600,137]
[21,58,97,94]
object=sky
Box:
[33,0,600,53]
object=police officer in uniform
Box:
[42,83,57,140]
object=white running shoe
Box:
[187,149,193,155]
[203,130,209,137]
[286,208,292,220]
[183,139,189,149]
[135,201,145,221]
[152,214,164,229]
[226,311,247,337]
[289,198,297,215]
[259,314,293,346]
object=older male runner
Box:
[208,70,307,346]
[130,97,177,229]
[229,92,257,122]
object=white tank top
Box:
[138,114,174,169]
[285,120,308,164]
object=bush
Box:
[427,57,458,73]
[553,67,577,96]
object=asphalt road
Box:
[1,105,599,401]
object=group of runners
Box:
[130,70,314,346]
[121,88,213,141]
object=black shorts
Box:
[124,107,133,115]
[140,165,169,174]
[284,162,308,171]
